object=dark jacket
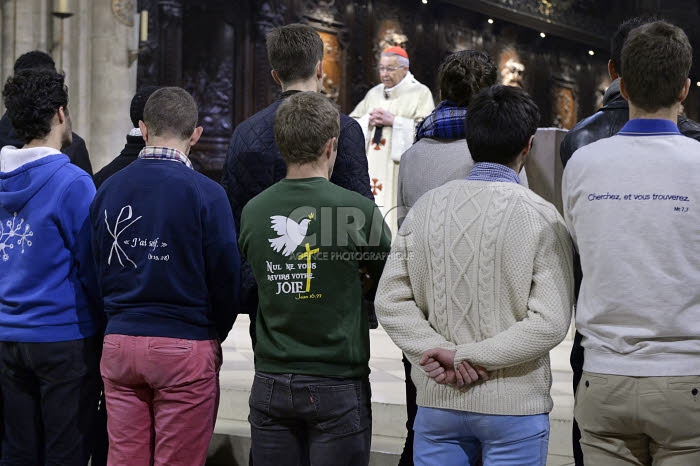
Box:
[560,79,700,168]
[222,90,373,318]
[0,113,93,175]
[93,134,144,189]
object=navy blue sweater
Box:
[91,158,240,341]
[222,91,373,316]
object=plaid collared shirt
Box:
[466,162,520,184]
[138,146,193,169]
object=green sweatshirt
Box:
[239,177,391,378]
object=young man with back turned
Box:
[222,23,372,348]
[91,87,239,466]
[377,85,573,466]
[563,21,700,465]
[239,91,390,466]
[0,68,101,465]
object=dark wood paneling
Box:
[136,0,700,180]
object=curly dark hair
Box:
[438,50,497,107]
[2,69,68,144]
[13,50,56,73]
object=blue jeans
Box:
[413,407,549,466]
[249,372,372,466]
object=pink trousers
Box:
[100,334,222,466]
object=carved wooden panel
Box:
[140,0,698,180]
[553,82,577,130]
[318,31,343,103]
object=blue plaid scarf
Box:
[415,100,467,142]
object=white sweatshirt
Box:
[562,119,700,376]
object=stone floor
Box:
[208,315,576,466]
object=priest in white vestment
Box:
[350,46,434,231]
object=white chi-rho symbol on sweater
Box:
[105,206,142,268]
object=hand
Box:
[420,348,489,388]
[455,361,490,385]
[369,108,395,127]
[358,266,374,296]
[420,348,465,387]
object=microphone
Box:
[372,125,383,146]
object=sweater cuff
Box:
[454,344,477,369]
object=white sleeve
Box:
[390,116,415,162]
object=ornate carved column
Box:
[252,1,286,113]
[156,0,183,85]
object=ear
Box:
[271,70,282,87]
[138,120,149,143]
[512,134,534,173]
[619,78,629,102]
[189,126,204,147]
[522,134,534,157]
[679,77,691,102]
[316,60,324,80]
[323,137,335,159]
[57,106,66,125]
[608,59,618,81]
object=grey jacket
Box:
[397,137,529,228]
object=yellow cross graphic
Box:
[298,243,319,292]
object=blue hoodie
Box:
[0,146,98,342]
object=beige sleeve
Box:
[349,95,370,119]
[454,213,574,370]
[375,207,455,366]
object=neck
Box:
[24,132,62,151]
[146,137,189,155]
[505,162,520,173]
[286,162,329,180]
[281,78,319,93]
[628,103,680,123]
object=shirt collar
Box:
[384,71,413,96]
[618,118,681,136]
[466,162,520,184]
[138,146,193,169]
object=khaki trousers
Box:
[574,371,700,466]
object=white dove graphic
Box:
[268,215,312,256]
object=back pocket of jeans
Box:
[248,374,274,427]
[308,383,361,435]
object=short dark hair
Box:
[2,69,68,144]
[266,24,323,83]
[438,50,496,107]
[13,50,56,73]
[274,92,339,166]
[466,85,540,166]
[610,16,659,74]
[142,87,198,140]
[621,21,691,112]
[130,85,161,128]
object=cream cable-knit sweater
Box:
[376,180,573,415]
